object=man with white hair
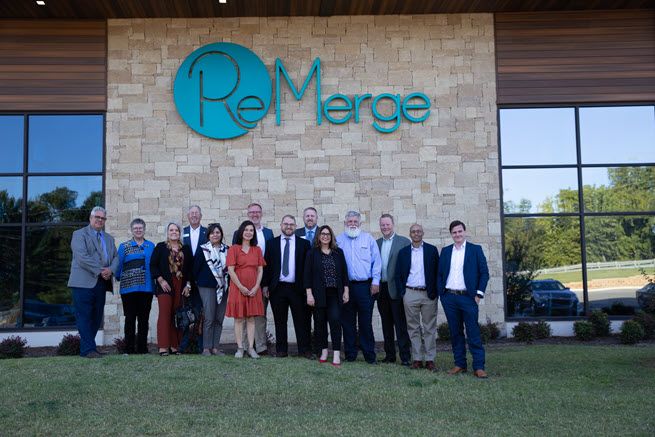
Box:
[336,211,382,364]
[67,206,119,358]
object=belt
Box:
[406,286,427,291]
[445,288,468,295]
[350,279,372,284]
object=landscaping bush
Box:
[607,302,635,316]
[56,334,81,356]
[113,337,127,354]
[0,336,27,359]
[589,310,611,337]
[633,311,655,340]
[532,320,552,339]
[620,320,644,345]
[479,321,500,344]
[437,322,450,342]
[574,321,595,341]
[512,322,534,343]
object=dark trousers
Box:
[270,283,311,354]
[441,292,485,370]
[179,285,203,354]
[377,282,411,362]
[120,292,153,354]
[341,280,376,362]
[71,279,106,357]
[314,289,342,351]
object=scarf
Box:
[200,241,228,304]
[166,240,184,279]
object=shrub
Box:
[479,321,500,344]
[437,322,450,342]
[533,320,552,339]
[0,336,27,359]
[56,334,81,356]
[589,310,611,337]
[620,320,644,345]
[608,302,635,316]
[113,337,127,354]
[574,321,595,341]
[633,311,655,340]
[512,322,534,343]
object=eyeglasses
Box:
[282,222,296,227]
[320,232,332,237]
[92,215,107,221]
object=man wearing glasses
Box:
[67,206,119,358]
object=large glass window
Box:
[500,105,655,319]
[0,114,104,330]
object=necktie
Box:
[307,230,314,242]
[97,231,108,263]
[282,237,290,277]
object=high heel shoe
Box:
[331,362,341,368]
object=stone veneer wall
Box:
[104,15,501,343]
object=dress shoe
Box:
[212,350,226,356]
[258,350,269,356]
[425,361,436,372]
[303,351,316,360]
[331,362,341,368]
[276,352,288,358]
[410,361,423,369]
[84,351,102,359]
[345,357,356,363]
[381,356,396,364]
[366,360,378,365]
[401,360,411,367]
[447,366,467,375]
[473,369,488,379]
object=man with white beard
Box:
[335,211,382,364]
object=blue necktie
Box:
[97,231,108,263]
[307,230,314,242]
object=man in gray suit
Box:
[67,206,119,358]
[376,214,411,365]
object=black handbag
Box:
[174,297,199,330]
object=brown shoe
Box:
[447,366,467,375]
[410,361,423,369]
[425,361,436,371]
[473,369,488,379]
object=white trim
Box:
[506,320,625,337]
[0,330,104,347]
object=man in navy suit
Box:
[395,224,439,371]
[181,205,207,354]
[294,206,319,354]
[232,202,274,355]
[437,220,490,378]
[263,215,312,357]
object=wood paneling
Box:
[495,10,655,104]
[0,20,106,111]
[0,0,652,19]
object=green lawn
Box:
[1,345,654,436]
[536,267,646,284]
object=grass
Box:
[537,267,646,284]
[1,345,654,436]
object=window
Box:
[500,105,655,319]
[0,114,104,329]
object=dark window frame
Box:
[499,103,655,321]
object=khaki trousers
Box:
[403,288,437,361]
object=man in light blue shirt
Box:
[336,210,382,364]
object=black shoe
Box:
[84,351,102,359]
[382,356,396,364]
[345,357,357,362]
[401,360,411,366]
[366,360,378,365]
[276,352,288,358]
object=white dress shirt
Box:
[445,240,467,290]
[380,233,394,282]
[189,226,201,255]
[256,227,266,255]
[406,243,426,288]
[279,234,296,283]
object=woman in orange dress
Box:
[226,220,266,359]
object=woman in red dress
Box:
[226,220,266,359]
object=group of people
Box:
[67,204,490,377]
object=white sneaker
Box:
[234,348,244,358]
[248,348,260,359]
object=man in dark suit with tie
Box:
[437,220,490,378]
[395,224,439,371]
[68,206,119,358]
[232,202,274,354]
[263,215,312,357]
[294,206,319,353]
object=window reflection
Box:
[583,167,655,213]
[0,177,23,223]
[27,176,102,223]
[580,106,655,164]
[28,115,103,173]
[500,108,576,165]
[0,116,23,173]
[503,168,579,214]
[584,216,655,315]
[0,227,21,328]
[504,217,582,317]
[23,226,77,328]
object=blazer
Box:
[150,242,193,295]
[295,227,318,244]
[183,225,207,255]
[395,242,439,300]
[376,234,411,299]
[303,247,349,308]
[263,235,311,294]
[232,226,274,254]
[68,224,119,290]
[437,241,489,299]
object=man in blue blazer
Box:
[395,224,439,371]
[437,220,490,378]
[181,205,207,354]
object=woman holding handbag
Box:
[150,222,193,356]
[193,222,230,356]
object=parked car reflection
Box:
[529,279,580,316]
[636,283,655,311]
[23,299,76,327]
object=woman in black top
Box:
[304,225,349,367]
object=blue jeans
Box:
[71,279,107,356]
[441,292,485,370]
[341,280,376,362]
